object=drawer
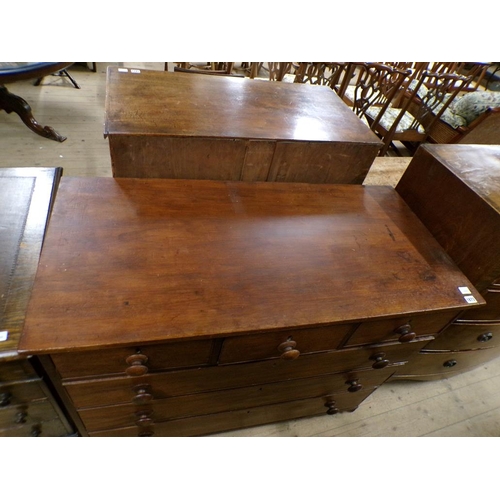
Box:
[64,339,430,409]
[344,311,457,347]
[78,367,396,432]
[0,359,38,384]
[51,338,215,379]
[218,323,355,364]
[0,399,59,428]
[88,388,376,437]
[460,289,500,321]
[0,380,46,407]
[0,418,73,437]
[424,322,500,351]
[393,346,500,377]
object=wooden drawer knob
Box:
[324,399,339,415]
[135,410,154,427]
[443,359,457,368]
[15,411,28,424]
[0,391,12,407]
[138,430,155,437]
[125,353,149,376]
[31,425,42,437]
[478,332,493,343]
[346,379,363,392]
[370,352,389,369]
[277,339,300,360]
[132,384,154,404]
[395,324,416,343]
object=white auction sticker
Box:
[464,295,478,304]
[458,286,472,295]
[0,331,8,342]
[118,68,129,73]
[131,69,141,74]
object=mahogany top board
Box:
[104,66,382,146]
[20,177,481,354]
[0,167,61,360]
[416,144,500,212]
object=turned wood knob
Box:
[15,411,28,424]
[346,379,363,392]
[138,430,155,437]
[125,353,149,376]
[135,410,154,427]
[395,324,416,343]
[132,384,153,404]
[31,425,41,437]
[478,332,493,343]
[324,400,339,415]
[277,339,300,360]
[443,359,457,368]
[0,391,12,407]
[370,352,389,369]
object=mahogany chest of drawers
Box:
[0,168,74,437]
[19,177,481,436]
[395,144,500,379]
[104,67,382,184]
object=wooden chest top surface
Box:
[20,177,481,354]
[421,144,500,212]
[104,66,381,146]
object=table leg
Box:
[0,85,66,142]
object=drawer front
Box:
[345,311,457,347]
[88,388,376,437]
[0,418,72,437]
[218,323,355,364]
[78,368,395,432]
[0,380,46,407]
[51,339,215,379]
[394,346,500,377]
[460,289,500,321]
[0,359,38,384]
[65,339,429,409]
[0,399,59,428]
[424,322,500,351]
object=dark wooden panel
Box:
[240,140,275,181]
[0,379,46,407]
[268,141,379,184]
[345,311,458,347]
[63,340,429,409]
[109,136,248,180]
[218,323,355,364]
[0,359,38,383]
[394,346,500,377]
[51,338,215,379]
[0,399,58,428]
[0,418,71,437]
[88,389,376,437]
[424,322,500,351]
[460,289,500,321]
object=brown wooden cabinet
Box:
[0,168,75,437]
[395,144,500,379]
[20,178,480,436]
[104,67,382,184]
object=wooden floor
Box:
[2,62,499,437]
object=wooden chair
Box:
[341,63,411,122]
[293,62,353,95]
[173,62,235,74]
[365,70,473,155]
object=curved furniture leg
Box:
[0,85,66,142]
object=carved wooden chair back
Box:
[174,63,235,74]
[173,67,244,77]
[266,63,294,81]
[368,70,473,155]
[342,63,411,126]
[293,62,352,92]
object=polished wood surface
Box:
[104,66,382,183]
[104,66,379,142]
[0,167,61,360]
[394,144,500,379]
[20,178,481,354]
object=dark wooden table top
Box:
[104,66,381,146]
[0,167,61,360]
[20,177,482,354]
